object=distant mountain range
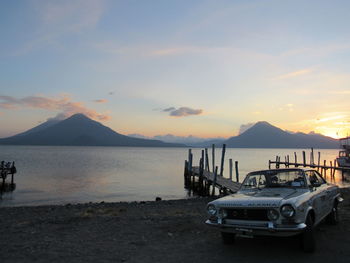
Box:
[147,121,338,149]
[222,121,338,149]
[0,114,184,147]
[128,133,225,146]
[0,116,339,148]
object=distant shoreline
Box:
[0,144,340,149]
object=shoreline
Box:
[1,190,350,262]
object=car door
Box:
[305,171,328,222]
[314,171,333,215]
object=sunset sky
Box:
[1,0,349,139]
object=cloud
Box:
[46,113,68,122]
[239,122,256,134]
[162,107,203,117]
[274,68,313,80]
[0,95,110,121]
[93,99,108,103]
[163,107,176,112]
[316,115,346,123]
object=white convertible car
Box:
[206,168,343,252]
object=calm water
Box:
[0,146,347,207]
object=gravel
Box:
[1,189,350,263]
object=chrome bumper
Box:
[206,219,306,235]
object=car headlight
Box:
[219,209,228,218]
[267,209,279,221]
[207,204,217,216]
[280,205,295,218]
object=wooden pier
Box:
[0,161,17,194]
[268,149,350,180]
[184,144,241,196]
[184,147,350,197]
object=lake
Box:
[0,146,347,206]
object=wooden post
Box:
[324,160,327,179]
[278,156,281,168]
[284,156,287,167]
[201,150,205,169]
[294,152,298,167]
[302,151,306,167]
[287,155,290,167]
[212,166,218,196]
[229,159,233,180]
[220,144,226,177]
[333,159,337,178]
[184,160,191,187]
[199,158,204,193]
[268,160,271,169]
[330,161,333,179]
[212,144,215,174]
[1,177,5,192]
[311,148,314,166]
[235,161,239,182]
[189,152,193,174]
[205,148,209,171]
[275,156,279,169]
[317,152,321,171]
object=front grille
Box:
[225,208,269,221]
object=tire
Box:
[221,232,235,244]
[300,213,315,253]
[326,201,339,225]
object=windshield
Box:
[241,170,306,190]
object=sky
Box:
[0,0,350,139]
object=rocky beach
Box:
[1,189,350,263]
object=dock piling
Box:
[205,148,209,171]
[220,144,226,177]
[212,166,218,196]
[235,161,239,182]
[212,144,215,174]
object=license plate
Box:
[235,228,253,238]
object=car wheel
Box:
[300,213,315,253]
[326,201,339,225]
[221,232,235,244]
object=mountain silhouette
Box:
[0,114,184,147]
[224,121,338,148]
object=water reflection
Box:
[0,146,348,206]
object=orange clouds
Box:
[0,95,110,121]
[93,99,108,103]
[274,68,313,80]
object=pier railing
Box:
[184,144,241,196]
[268,148,350,180]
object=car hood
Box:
[213,188,308,208]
